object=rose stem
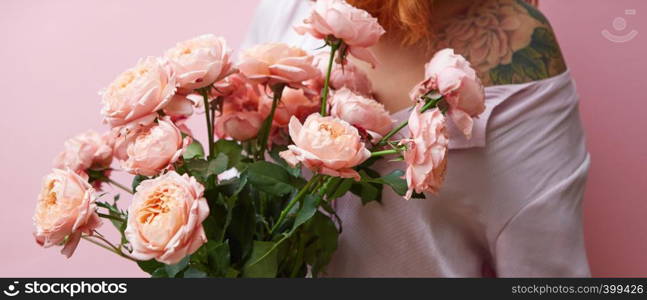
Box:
[320,41,341,116]
[269,174,321,235]
[198,88,215,159]
[370,149,401,158]
[81,236,137,262]
[376,96,443,146]
[106,178,133,194]
[256,83,285,160]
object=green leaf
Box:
[164,256,189,277]
[225,268,240,278]
[207,241,231,276]
[227,191,256,264]
[137,259,164,275]
[246,161,294,196]
[151,268,168,278]
[208,152,229,176]
[302,213,339,277]
[183,139,205,159]
[183,267,207,278]
[131,175,149,192]
[179,156,227,184]
[327,178,353,200]
[242,241,278,278]
[378,169,408,196]
[292,194,320,230]
[214,139,243,169]
[351,181,380,205]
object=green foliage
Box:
[96,195,128,245]
[177,153,228,184]
[213,139,244,169]
[242,241,278,278]
[165,256,189,278]
[350,169,383,205]
[374,169,408,196]
[137,259,164,275]
[183,139,205,159]
[245,161,295,196]
[292,194,320,231]
[302,212,339,277]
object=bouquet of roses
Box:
[33,0,485,278]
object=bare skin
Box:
[352,0,567,113]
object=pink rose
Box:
[125,171,209,264]
[401,107,449,199]
[213,80,266,141]
[294,0,385,67]
[101,56,176,128]
[279,114,370,180]
[211,72,249,98]
[33,169,102,258]
[309,52,373,97]
[214,111,264,141]
[114,117,189,176]
[165,34,232,92]
[163,94,195,119]
[53,130,114,173]
[410,49,485,138]
[259,87,319,128]
[238,43,319,87]
[329,88,392,140]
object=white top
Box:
[243,0,591,277]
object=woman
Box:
[243,0,590,277]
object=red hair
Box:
[346,0,539,46]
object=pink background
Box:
[0,0,645,277]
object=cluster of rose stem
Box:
[268,40,346,235]
[82,232,136,262]
[250,174,326,269]
[270,174,323,235]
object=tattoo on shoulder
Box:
[434,0,567,86]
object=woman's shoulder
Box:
[435,0,567,86]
